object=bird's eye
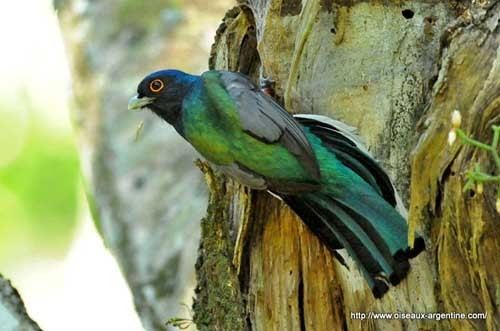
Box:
[149,79,164,93]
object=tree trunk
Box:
[56,1,230,330]
[0,275,42,331]
[193,1,499,331]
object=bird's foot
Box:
[260,77,276,97]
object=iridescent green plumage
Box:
[129,69,425,298]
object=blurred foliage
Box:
[115,0,179,31]
[0,96,80,267]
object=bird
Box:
[128,69,425,298]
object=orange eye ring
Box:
[150,79,164,93]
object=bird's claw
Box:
[260,77,276,97]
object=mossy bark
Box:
[193,1,499,330]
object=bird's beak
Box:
[128,95,154,111]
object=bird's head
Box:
[128,69,197,125]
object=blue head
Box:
[128,69,198,125]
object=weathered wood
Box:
[409,4,500,329]
[194,1,499,330]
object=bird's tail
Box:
[279,114,424,298]
[283,190,424,298]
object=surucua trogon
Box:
[128,69,425,299]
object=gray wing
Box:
[217,71,321,181]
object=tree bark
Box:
[193,1,499,331]
[0,275,42,331]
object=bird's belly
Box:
[215,163,267,190]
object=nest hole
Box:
[402,9,414,19]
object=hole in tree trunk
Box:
[402,9,414,19]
